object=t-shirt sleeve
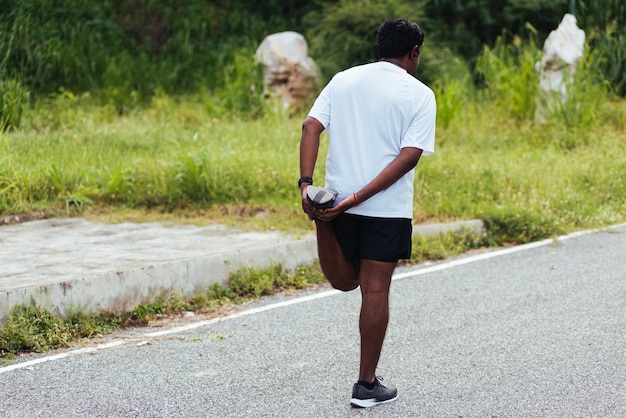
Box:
[307,81,332,129]
[401,89,436,155]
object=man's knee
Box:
[320,266,359,291]
[329,279,359,292]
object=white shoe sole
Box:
[350,394,398,408]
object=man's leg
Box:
[315,220,359,291]
[357,259,396,383]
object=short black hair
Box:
[376,18,424,59]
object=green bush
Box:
[577,0,626,95]
[482,207,562,245]
[0,305,119,356]
[424,0,565,58]
[0,1,305,106]
[228,264,283,298]
[474,31,541,121]
[304,0,428,79]
[215,50,265,117]
[431,50,474,129]
[0,78,29,131]
[541,53,610,135]
[409,229,485,263]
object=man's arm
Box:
[299,116,324,185]
[354,146,423,204]
[299,116,325,219]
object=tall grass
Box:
[0,78,29,131]
[474,32,541,121]
[0,94,310,226]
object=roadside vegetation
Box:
[1,0,625,361]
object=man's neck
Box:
[379,58,408,72]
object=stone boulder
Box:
[255,31,320,111]
[536,14,586,119]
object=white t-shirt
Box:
[308,61,436,219]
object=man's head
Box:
[376,18,424,60]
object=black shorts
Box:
[332,213,412,263]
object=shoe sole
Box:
[306,186,336,209]
[350,394,398,408]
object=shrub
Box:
[474,30,541,121]
[228,264,283,298]
[539,51,610,135]
[0,78,29,131]
[482,207,562,245]
[304,0,428,79]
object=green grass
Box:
[414,99,626,231]
[0,92,313,230]
[2,92,624,235]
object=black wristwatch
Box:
[298,177,313,188]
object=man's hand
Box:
[301,185,354,222]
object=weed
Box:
[481,207,562,246]
[229,264,286,299]
[474,30,541,121]
[209,332,231,343]
[0,305,120,358]
[126,302,164,325]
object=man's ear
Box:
[412,46,419,58]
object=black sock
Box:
[358,380,376,390]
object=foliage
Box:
[425,44,478,128]
[213,50,266,118]
[481,207,562,245]
[0,305,120,357]
[474,31,541,120]
[1,0,625,107]
[0,0,307,108]
[424,0,565,57]
[576,0,626,96]
[304,0,428,79]
[538,52,610,135]
[228,263,324,299]
[0,78,30,131]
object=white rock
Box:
[536,14,586,119]
[255,31,320,110]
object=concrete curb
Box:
[0,219,483,323]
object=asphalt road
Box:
[1,224,625,417]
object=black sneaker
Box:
[306,185,337,209]
[350,376,398,408]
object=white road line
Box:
[2,223,622,374]
[143,290,341,338]
[0,341,125,374]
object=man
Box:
[298,18,436,408]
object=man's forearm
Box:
[299,117,325,179]
[355,147,423,203]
